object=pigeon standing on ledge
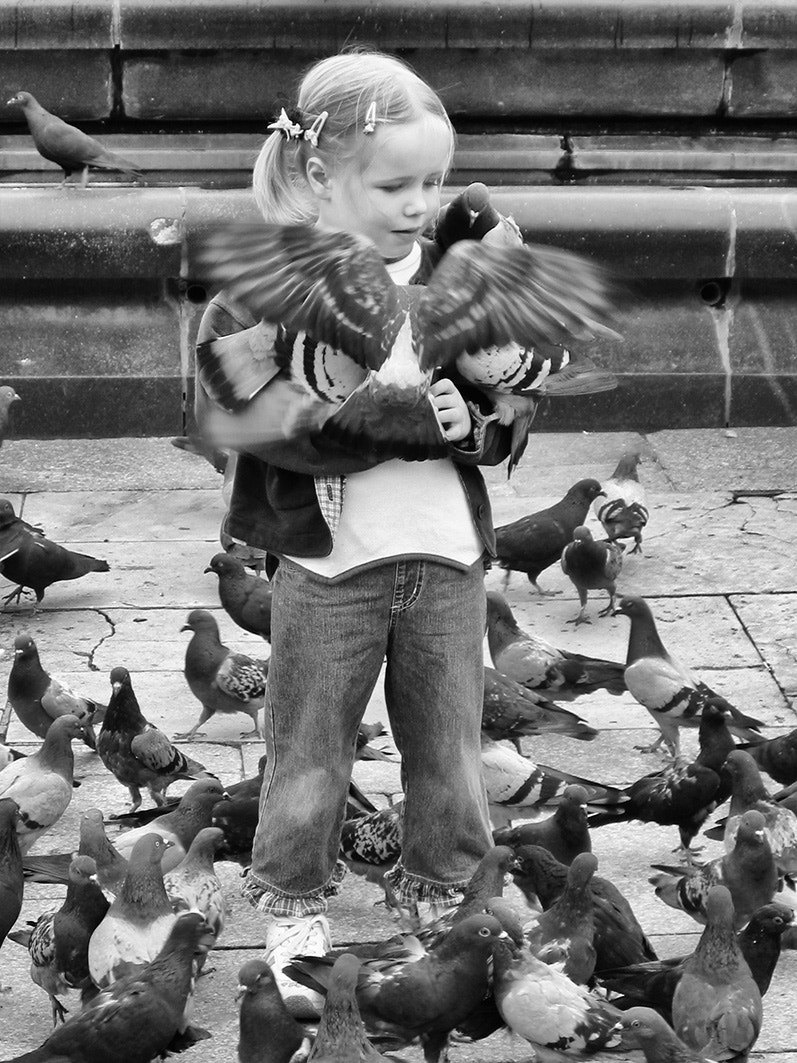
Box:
[7,91,145,186]
[0,386,21,449]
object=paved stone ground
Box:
[0,428,795,1062]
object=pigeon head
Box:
[749,902,793,937]
[204,553,244,578]
[567,851,599,889]
[736,809,768,846]
[617,1007,668,1042]
[0,498,17,527]
[484,591,515,629]
[704,883,736,928]
[723,751,767,802]
[571,525,594,543]
[236,958,277,1002]
[12,634,38,661]
[181,608,218,634]
[0,798,20,830]
[484,896,525,945]
[567,479,605,504]
[612,594,648,618]
[0,385,21,409]
[164,910,216,957]
[109,666,131,691]
[67,855,99,886]
[561,784,589,811]
[6,91,35,108]
[129,832,173,869]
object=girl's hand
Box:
[430,378,471,443]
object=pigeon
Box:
[98,665,214,811]
[560,525,625,624]
[480,734,623,829]
[181,608,267,739]
[205,552,272,641]
[307,953,389,1063]
[288,914,503,1063]
[489,896,623,1059]
[493,479,606,594]
[405,845,516,938]
[7,90,145,186]
[7,633,103,749]
[616,1007,708,1063]
[163,826,227,966]
[482,666,599,751]
[586,701,738,863]
[0,798,23,951]
[708,749,797,872]
[671,885,763,1060]
[614,595,764,756]
[1,911,215,1063]
[484,590,626,700]
[339,802,402,889]
[493,784,592,865]
[110,777,225,872]
[740,727,797,786]
[433,182,526,252]
[236,959,309,1063]
[22,807,129,896]
[0,385,21,448]
[196,221,616,467]
[598,902,794,1019]
[0,497,110,606]
[593,451,649,554]
[512,844,657,970]
[523,851,599,984]
[649,809,780,928]
[10,855,109,1024]
[0,714,84,853]
[88,833,178,989]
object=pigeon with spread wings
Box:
[196,221,617,469]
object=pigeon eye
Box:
[478,926,491,937]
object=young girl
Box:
[196,49,513,1018]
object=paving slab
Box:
[0,431,796,1062]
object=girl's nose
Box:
[404,188,428,217]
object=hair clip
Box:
[363,101,378,134]
[303,110,328,148]
[268,107,303,141]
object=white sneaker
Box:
[264,914,331,1019]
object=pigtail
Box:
[252,130,317,226]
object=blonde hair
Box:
[252,50,455,224]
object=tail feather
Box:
[22,853,72,884]
[533,763,629,809]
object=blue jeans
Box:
[242,556,492,917]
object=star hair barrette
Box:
[267,107,329,147]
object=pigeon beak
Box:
[180,624,192,632]
[203,566,213,574]
[112,681,122,692]
[234,984,246,1003]
[163,838,175,848]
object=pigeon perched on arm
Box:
[181,608,267,739]
[0,385,21,448]
[0,714,85,853]
[237,959,309,1063]
[614,595,764,757]
[671,885,763,1060]
[649,809,780,928]
[196,221,616,467]
[560,525,625,624]
[10,855,109,1025]
[3,911,214,1063]
[8,633,103,749]
[493,479,606,594]
[593,451,649,554]
[7,91,145,186]
[0,497,109,607]
[205,552,272,641]
[485,590,626,700]
[98,666,214,811]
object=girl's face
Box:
[313,114,452,261]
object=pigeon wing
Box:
[197,222,401,370]
[416,241,617,370]
[130,728,182,773]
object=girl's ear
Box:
[305,156,332,199]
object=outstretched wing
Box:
[197,222,402,371]
[416,240,618,370]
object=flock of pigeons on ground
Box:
[1,89,795,1063]
[2,411,797,1063]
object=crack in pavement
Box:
[87,607,117,673]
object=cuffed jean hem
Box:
[242,860,347,917]
[383,861,469,908]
